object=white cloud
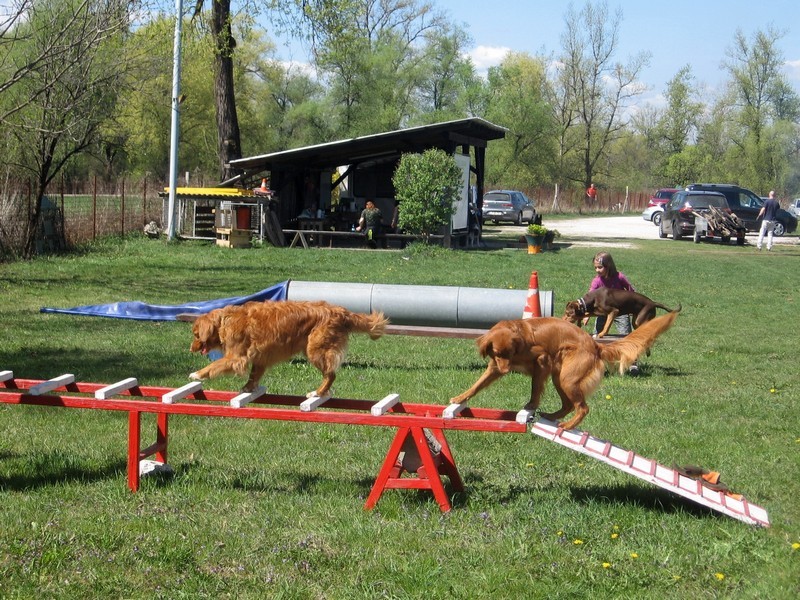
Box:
[785,59,800,83]
[465,45,511,77]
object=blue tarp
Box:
[40,281,289,321]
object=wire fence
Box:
[0,176,167,257]
[0,176,651,259]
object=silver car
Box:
[481,190,536,225]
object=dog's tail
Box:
[598,305,681,374]
[347,311,389,340]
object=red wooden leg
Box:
[429,428,464,492]
[365,426,409,510]
[127,410,141,492]
[155,412,168,463]
[411,427,452,512]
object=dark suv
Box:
[481,190,536,225]
[686,183,797,236]
[659,190,729,240]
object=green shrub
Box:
[392,148,461,239]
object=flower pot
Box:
[525,234,544,254]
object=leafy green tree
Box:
[484,52,555,189]
[0,0,141,256]
[392,149,461,239]
[414,24,478,124]
[302,0,446,137]
[722,25,799,191]
[557,1,650,191]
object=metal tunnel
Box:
[286,281,554,329]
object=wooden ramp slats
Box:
[29,374,75,396]
[162,381,203,404]
[300,394,331,412]
[371,393,400,416]
[0,370,14,382]
[95,378,139,400]
[530,418,770,527]
[230,386,266,408]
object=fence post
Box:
[92,175,97,240]
[121,178,126,237]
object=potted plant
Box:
[525,223,548,254]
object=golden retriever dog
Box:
[449,309,680,430]
[177,300,388,396]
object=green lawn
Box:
[0,233,798,598]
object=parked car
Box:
[789,198,800,219]
[659,190,730,240]
[641,187,679,226]
[481,190,536,225]
[686,183,798,236]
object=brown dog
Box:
[449,310,680,430]
[177,300,388,396]
[563,287,679,338]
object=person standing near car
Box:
[756,190,780,251]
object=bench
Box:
[283,229,446,249]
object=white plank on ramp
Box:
[162,381,203,404]
[371,393,400,416]
[300,394,331,412]
[29,374,75,396]
[95,378,139,400]
[230,386,266,408]
[529,418,770,528]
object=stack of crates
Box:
[215,202,253,248]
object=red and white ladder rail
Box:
[529,417,770,527]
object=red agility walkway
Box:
[0,370,770,524]
[0,371,525,512]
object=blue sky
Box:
[436,0,800,109]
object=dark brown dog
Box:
[563,287,679,338]
[177,300,388,396]
[449,310,680,430]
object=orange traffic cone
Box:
[522,271,541,319]
[260,178,267,191]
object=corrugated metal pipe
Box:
[286,281,553,329]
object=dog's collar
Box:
[576,297,587,314]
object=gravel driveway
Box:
[492,215,796,246]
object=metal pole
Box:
[166,0,184,240]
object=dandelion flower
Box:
[630,553,638,559]
[573,539,584,545]
[715,573,725,581]
[605,394,612,400]
[611,533,619,539]
[602,562,612,569]
[792,542,799,551]
[770,388,776,393]
[557,530,564,536]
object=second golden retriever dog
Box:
[449,309,680,430]
[178,300,388,396]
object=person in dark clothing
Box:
[756,190,780,251]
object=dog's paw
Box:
[189,372,203,381]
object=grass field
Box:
[1,231,798,598]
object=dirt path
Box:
[486,215,797,246]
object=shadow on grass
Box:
[570,483,723,520]
[0,452,127,492]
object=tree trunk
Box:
[211,0,242,182]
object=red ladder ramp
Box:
[530,418,770,527]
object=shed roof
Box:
[228,117,506,174]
